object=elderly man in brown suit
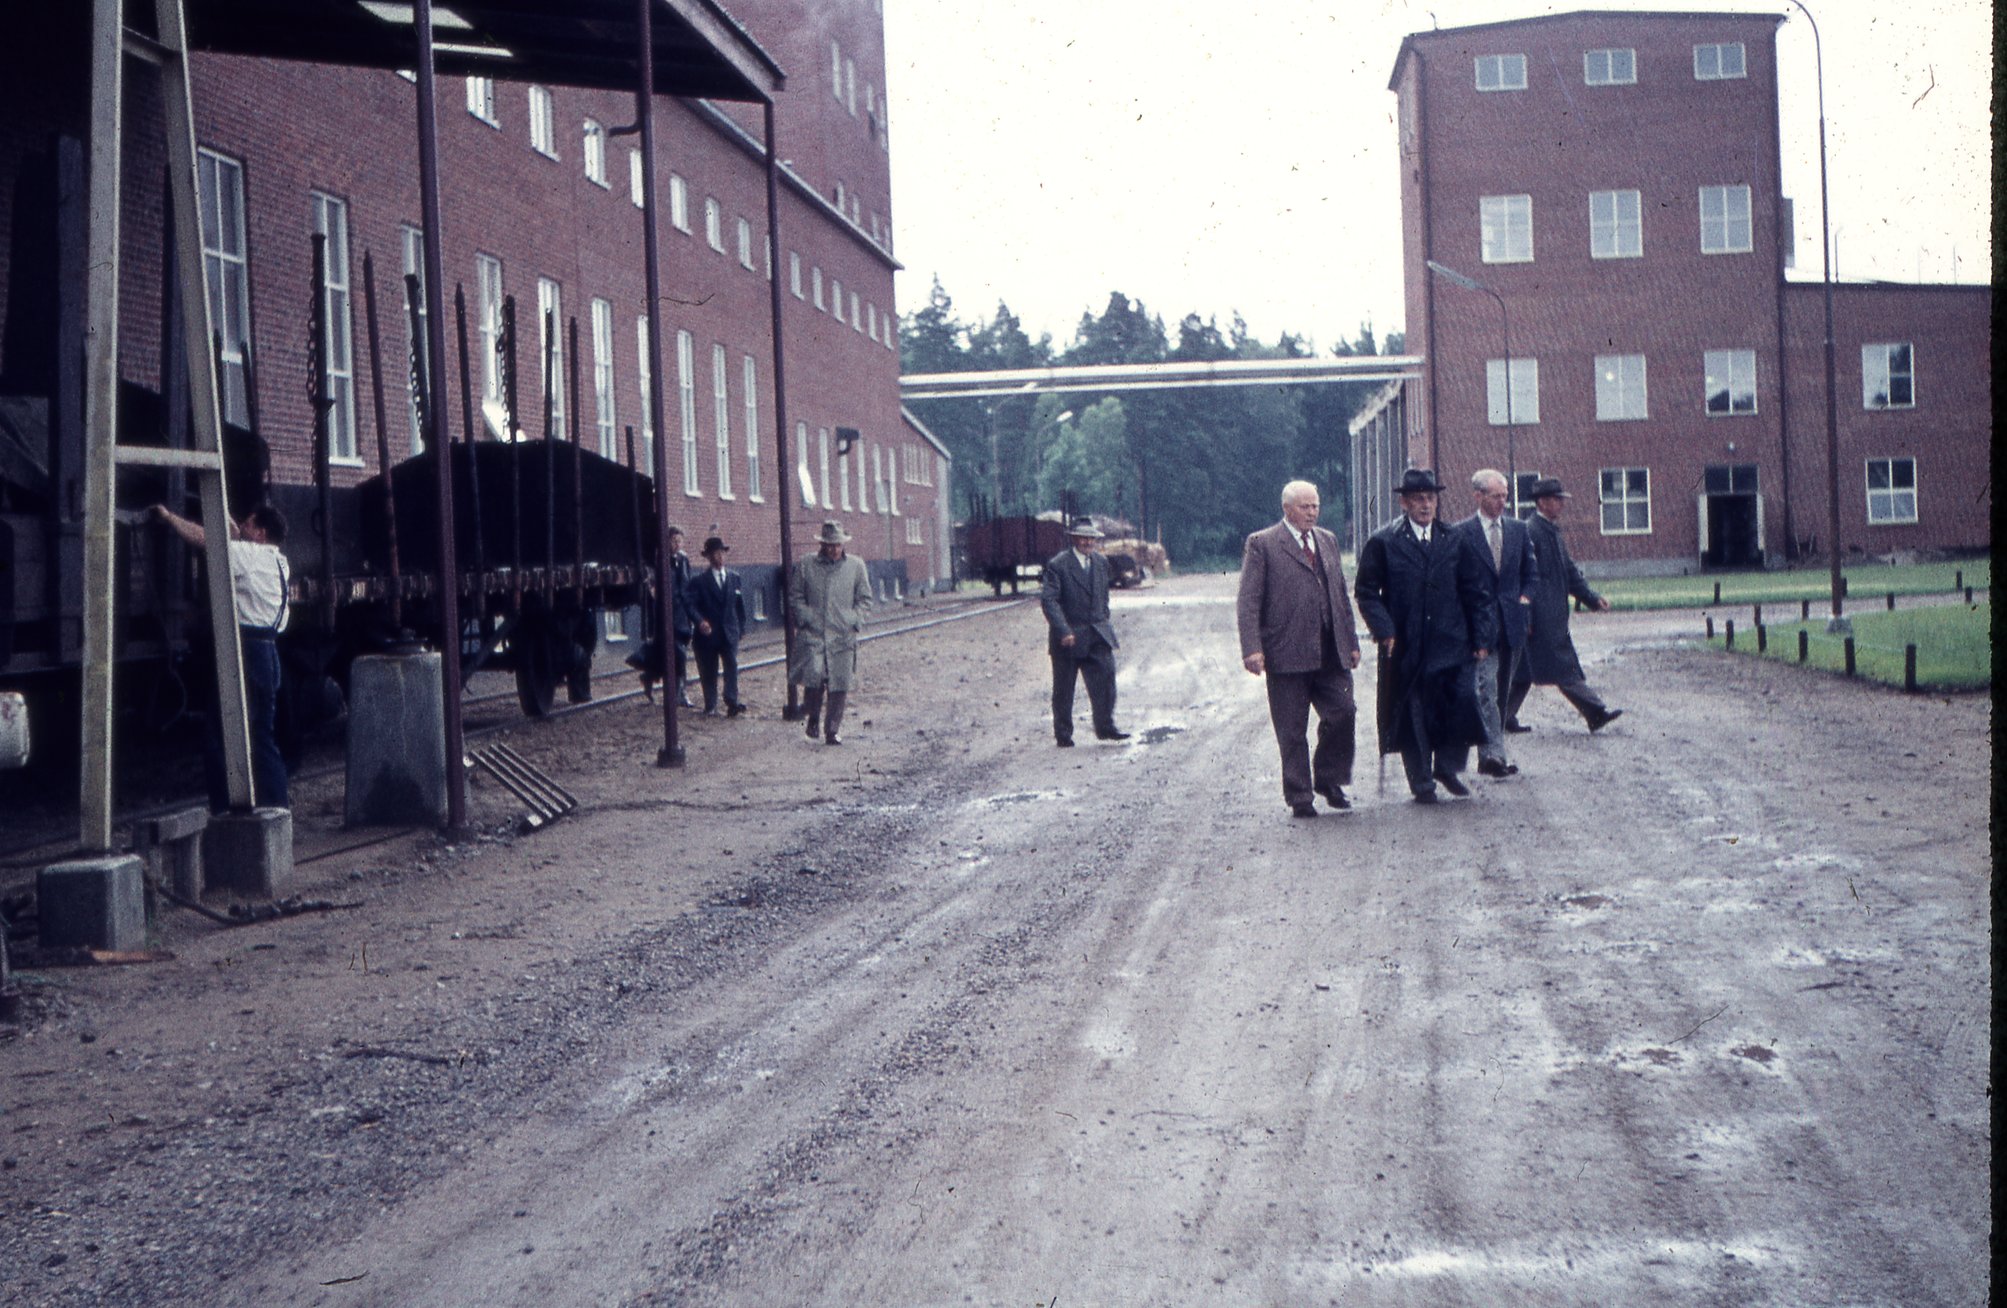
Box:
[1237,480,1363,817]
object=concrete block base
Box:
[204,808,294,899]
[39,855,146,951]
[346,652,447,827]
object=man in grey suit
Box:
[1454,468,1539,778]
[1507,478,1624,732]
[1041,517,1128,746]
[1237,479,1362,818]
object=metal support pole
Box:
[763,102,800,719]
[635,0,683,766]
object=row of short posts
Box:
[1709,605,1915,690]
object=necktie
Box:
[1488,517,1503,569]
[1301,532,1316,568]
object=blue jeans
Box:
[207,632,289,810]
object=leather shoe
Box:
[1056,737,1075,748]
[1411,789,1440,805]
[726,703,745,718]
[1095,728,1132,741]
[1432,769,1471,798]
[804,717,821,739]
[1505,720,1532,734]
[1477,758,1518,778]
[824,733,842,746]
[1290,801,1318,818]
[1318,786,1351,810]
[1588,707,1623,733]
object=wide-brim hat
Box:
[1066,517,1104,540]
[815,520,851,544]
[1529,477,1571,499]
[701,536,729,555]
[1395,468,1446,495]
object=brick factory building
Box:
[0,0,951,637]
[1355,9,1988,571]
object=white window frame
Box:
[1590,189,1642,259]
[830,278,843,317]
[866,303,877,339]
[528,86,557,158]
[1699,185,1753,254]
[1485,357,1540,425]
[1862,343,1916,410]
[535,277,565,440]
[789,251,803,299]
[1694,42,1747,81]
[743,355,762,501]
[838,439,853,511]
[812,267,825,310]
[1865,457,1918,524]
[635,315,655,472]
[309,192,360,464]
[196,148,254,427]
[677,329,699,495]
[1475,54,1527,92]
[818,427,833,508]
[465,75,498,125]
[628,148,644,208]
[906,515,922,546]
[591,298,616,457]
[850,291,862,332]
[1599,467,1652,535]
[1703,348,1758,416]
[704,197,724,252]
[475,253,505,436]
[1584,48,1636,86]
[400,224,428,452]
[1594,354,1648,421]
[797,421,816,507]
[583,119,607,187]
[712,342,733,499]
[830,38,843,100]
[845,58,857,116]
[669,174,690,232]
[1480,194,1533,263]
[736,217,754,270]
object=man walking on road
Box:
[1508,478,1624,733]
[1237,480,1362,818]
[789,520,872,745]
[684,535,746,717]
[1042,517,1129,746]
[1354,469,1496,803]
[1454,469,1539,778]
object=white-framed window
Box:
[1865,457,1918,524]
[712,342,733,498]
[196,148,254,426]
[830,278,844,317]
[905,516,922,545]
[1599,467,1652,534]
[635,315,655,472]
[591,298,616,457]
[818,426,833,508]
[835,179,847,212]
[1584,48,1636,86]
[399,224,429,452]
[704,198,724,252]
[603,608,629,643]
[1480,194,1533,263]
[830,38,843,100]
[1512,470,1542,521]
[845,59,857,115]
[1699,185,1752,253]
[1590,189,1642,259]
[1485,357,1540,424]
[535,277,565,439]
[797,421,815,507]
[669,174,689,232]
[1594,354,1648,421]
[465,75,497,124]
[528,86,556,157]
[812,267,826,310]
[789,251,803,298]
[475,253,504,434]
[1862,343,1915,409]
[677,329,698,494]
[309,192,359,463]
[736,217,754,270]
[1694,42,1747,81]
[866,303,877,339]
[838,439,853,511]
[1704,348,1757,416]
[850,291,862,331]
[628,148,644,208]
[1475,54,1527,91]
[855,438,870,510]
[743,355,762,500]
[583,119,607,186]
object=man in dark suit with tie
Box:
[1354,468,1497,803]
[1508,478,1624,733]
[1237,479,1363,818]
[1454,468,1540,778]
[1041,517,1128,747]
[684,535,747,717]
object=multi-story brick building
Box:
[0,1,950,645]
[1358,10,1988,571]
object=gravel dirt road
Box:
[2,572,1990,1306]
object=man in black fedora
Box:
[1506,477,1624,733]
[1041,516,1128,746]
[1354,468,1497,803]
[683,534,746,717]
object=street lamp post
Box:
[1426,259,1514,510]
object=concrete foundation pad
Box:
[39,855,147,951]
[346,653,448,827]
[205,808,294,899]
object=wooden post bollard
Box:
[1844,636,1856,676]
[1955,568,1963,590]
[1798,629,1809,663]
[1886,591,1896,611]
[1725,618,1736,650]
[1712,581,1722,604]
[1841,576,1850,597]
[1757,623,1767,654]
[1753,602,1763,627]
[1904,644,1917,692]
[1966,586,1974,604]
[1706,614,1715,640]
[1801,598,1811,621]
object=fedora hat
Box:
[815,520,851,544]
[1066,517,1104,540]
[1395,468,1446,495]
[1529,477,1571,499]
[701,535,729,555]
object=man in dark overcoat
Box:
[1237,479,1363,817]
[1041,517,1128,746]
[1453,468,1539,778]
[1506,478,1624,732]
[683,535,747,717]
[1354,468,1497,803]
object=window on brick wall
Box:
[744,355,762,500]
[1699,185,1752,253]
[475,253,505,437]
[818,427,832,508]
[535,277,565,439]
[1599,467,1652,534]
[635,315,655,472]
[831,278,843,317]
[591,298,616,457]
[664,174,687,231]
[797,421,815,507]
[309,192,359,463]
[1694,42,1746,80]
[1589,189,1642,258]
[1480,194,1533,263]
[466,76,497,124]
[677,329,698,495]
[1584,48,1636,85]
[1475,54,1527,91]
[736,217,754,270]
[712,343,732,499]
[197,149,254,426]
[400,224,429,452]
[583,119,607,187]
[789,251,803,298]
[1862,343,1915,409]
[851,291,862,332]
[704,198,723,252]
[1865,457,1918,524]
[628,148,644,208]
[1594,354,1648,420]
[1703,348,1757,415]
[528,86,556,157]
[812,266,825,310]
[1485,357,1540,424]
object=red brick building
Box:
[0,1,951,632]
[1366,10,1988,571]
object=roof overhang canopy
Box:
[183,0,783,101]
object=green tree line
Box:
[900,280,1404,568]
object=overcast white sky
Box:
[883,0,1993,353]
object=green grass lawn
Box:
[1702,599,1992,690]
[1599,557,1988,611]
